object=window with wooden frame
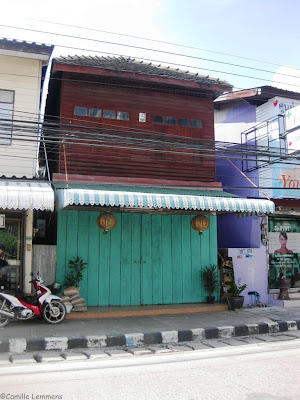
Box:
[74,106,88,116]
[191,119,202,128]
[178,118,189,127]
[117,111,129,121]
[0,89,14,145]
[166,117,177,125]
[89,108,102,118]
[153,115,164,124]
[103,110,116,119]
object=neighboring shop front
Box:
[0,211,23,291]
[267,160,300,294]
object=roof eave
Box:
[0,38,54,59]
[215,85,300,105]
[52,62,232,94]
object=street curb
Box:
[2,319,300,354]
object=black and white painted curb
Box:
[1,319,300,354]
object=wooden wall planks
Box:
[57,74,216,182]
[56,210,218,306]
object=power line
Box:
[30,18,300,73]
[0,131,295,188]
[2,114,290,156]
[1,28,300,90]
[2,24,300,82]
[1,103,297,167]
[1,55,300,96]
[0,107,294,158]
[1,41,300,94]
[2,118,299,169]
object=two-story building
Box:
[215,86,300,306]
[44,57,274,307]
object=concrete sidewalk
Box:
[1,305,300,354]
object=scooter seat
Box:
[0,290,38,305]
[20,295,38,305]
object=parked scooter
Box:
[0,272,66,327]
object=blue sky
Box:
[1,0,299,92]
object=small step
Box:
[282,299,300,308]
[67,303,228,319]
[288,292,300,299]
[273,292,300,301]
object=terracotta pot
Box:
[278,277,291,300]
[207,296,215,304]
[279,277,291,288]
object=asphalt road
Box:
[1,336,300,400]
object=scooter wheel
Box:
[42,300,66,324]
[0,299,10,328]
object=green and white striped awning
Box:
[55,186,275,214]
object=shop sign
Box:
[286,104,300,132]
[268,218,300,289]
[272,164,300,199]
[287,129,300,153]
[267,97,300,119]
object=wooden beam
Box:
[53,173,223,188]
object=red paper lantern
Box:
[191,215,210,235]
[97,212,117,234]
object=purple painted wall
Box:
[222,102,256,124]
[217,155,259,197]
[216,101,261,248]
[217,213,261,248]
[228,245,269,305]
[216,153,261,248]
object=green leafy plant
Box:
[230,279,247,297]
[278,259,292,279]
[64,256,87,288]
[200,265,219,296]
[0,231,18,258]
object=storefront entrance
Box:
[0,213,23,290]
[56,210,218,306]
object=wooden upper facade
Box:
[45,56,232,185]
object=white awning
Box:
[0,181,54,211]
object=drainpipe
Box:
[24,209,33,294]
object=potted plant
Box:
[278,259,292,300]
[200,265,219,304]
[61,257,88,314]
[64,256,87,288]
[228,279,247,310]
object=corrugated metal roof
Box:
[53,55,232,88]
[215,85,300,105]
[0,38,53,56]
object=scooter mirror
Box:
[30,272,33,277]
